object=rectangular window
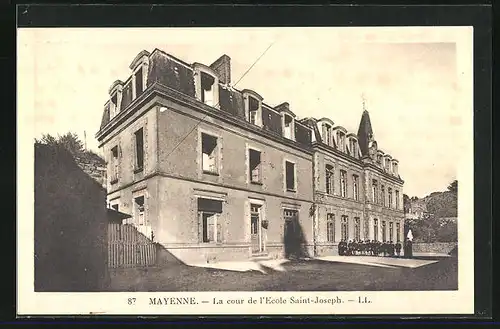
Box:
[337,131,345,152]
[249,149,262,184]
[284,115,293,139]
[372,180,378,203]
[249,110,258,125]
[326,165,334,194]
[393,163,398,175]
[325,124,332,146]
[389,222,394,242]
[110,146,119,183]
[340,170,347,197]
[382,220,387,242]
[200,72,215,106]
[395,190,400,209]
[354,217,360,241]
[285,161,296,191]
[134,196,145,226]
[134,128,144,171]
[381,185,386,206]
[350,139,357,158]
[327,213,335,242]
[396,222,401,242]
[248,96,259,125]
[388,188,393,208]
[202,133,219,174]
[198,198,223,243]
[341,215,348,241]
[135,67,144,97]
[374,219,379,241]
[353,174,359,200]
[110,93,118,118]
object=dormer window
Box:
[129,50,150,101]
[336,131,345,152]
[284,115,294,140]
[108,80,123,120]
[243,90,263,127]
[349,137,358,158]
[393,161,399,175]
[110,93,118,119]
[384,156,392,172]
[193,63,220,108]
[249,97,259,125]
[201,72,215,106]
[377,154,383,164]
[134,66,144,96]
[324,124,332,146]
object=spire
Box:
[357,93,374,156]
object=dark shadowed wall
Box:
[34,143,109,291]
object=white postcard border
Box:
[17,26,475,315]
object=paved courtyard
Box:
[109,254,457,292]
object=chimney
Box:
[210,54,231,85]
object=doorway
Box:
[250,204,264,254]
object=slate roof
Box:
[357,109,374,157]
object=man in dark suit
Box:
[338,240,344,256]
[395,241,402,257]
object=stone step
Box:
[251,253,273,261]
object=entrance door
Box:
[250,204,262,254]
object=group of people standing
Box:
[338,238,414,258]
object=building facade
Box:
[96,48,405,264]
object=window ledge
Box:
[286,188,297,193]
[110,178,118,185]
[134,167,144,174]
[250,181,263,186]
[203,170,219,176]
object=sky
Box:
[17,27,472,198]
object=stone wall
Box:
[35,144,110,291]
[74,152,107,188]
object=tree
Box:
[35,132,84,156]
[35,132,103,165]
[447,180,458,193]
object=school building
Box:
[95,48,405,264]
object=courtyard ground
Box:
[108,254,458,292]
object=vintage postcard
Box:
[17,26,474,315]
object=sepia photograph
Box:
[17,26,474,315]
